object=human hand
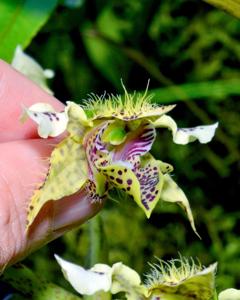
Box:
[0,60,103,272]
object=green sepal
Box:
[26,136,88,229]
[161,174,200,238]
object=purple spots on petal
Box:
[149,195,155,202]
[142,199,149,210]
[127,187,131,191]
[118,170,123,175]
[127,179,132,185]
[110,176,114,180]
[116,178,123,184]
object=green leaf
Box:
[0,0,58,62]
[82,4,131,88]
[203,0,240,19]
[82,23,129,88]
[147,79,240,104]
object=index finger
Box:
[0,60,64,143]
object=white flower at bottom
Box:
[219,288,240,300]
[55,255,218,300]
[55,255,146,299]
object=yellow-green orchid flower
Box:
[55,255,217,300]
[22,88,218,232]
[146,257,217,300]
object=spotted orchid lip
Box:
[95,122,164,217]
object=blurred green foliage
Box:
[0,0,240,299]
[0,0,58,61]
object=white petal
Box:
[21,103,68,138]
[219,288,240,300]
[154,115,218,145]
[55,255,112,295]
[11,45,54,94]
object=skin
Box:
[0,60,103,272]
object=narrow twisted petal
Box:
[154,115,218,145]
[21,103,68,138]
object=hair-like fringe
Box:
[145,256,203,288]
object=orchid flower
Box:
[22,86,218,233]
[12,45,54,94]
[55,255,217,300]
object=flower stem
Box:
[83,215,111,300]
[88,215,102,267]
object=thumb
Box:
[0,139,103,272]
